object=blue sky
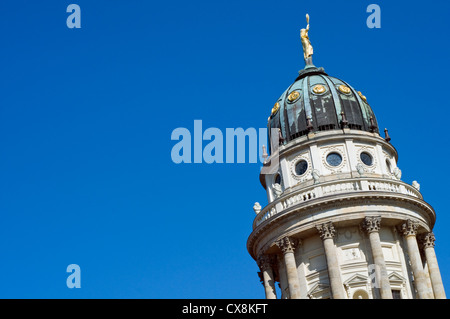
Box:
[0,0,449,298]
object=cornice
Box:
[247,192,435,259]
[278,129,398,162]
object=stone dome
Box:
[268,65,379,145]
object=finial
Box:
[278,128,285,145]
[340,111,348,129]
[262,145,268,163]
[369,116,377,133]
[306,116,314,132]
[300,14,314,66]
[384,128,391,143]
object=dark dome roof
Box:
[268,65,379,145]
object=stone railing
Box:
[253,178,422,229]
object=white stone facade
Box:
[265,130,399,203]
[248,129,446,299]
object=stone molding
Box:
[400,219,419,237]
[356,146,377,174]
[290,153,312,182]
[247,195,434,260]
[275,236,298,254]
[419,232,435,249]
[316,222,336,240]
[257,254,276,271]
[253,178,428,229]
[360,216,381,234]
[279,129,398,163]
[321,145,347,174]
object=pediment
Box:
[344,273,368,286]
[307,282,329,296]
[388,272,406,284]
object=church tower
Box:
[247,16,446,299]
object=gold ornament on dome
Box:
[300,14,313,62]
[287,91,300,102]
[312,84,326,94]
[358,91,367,102]
[338,85,351,94]
[271,102,280,115]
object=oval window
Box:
[360,152,373,166]
[295,160,308,176]
[326,152,342,167]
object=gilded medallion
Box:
[358,91,367,102]
[312,84,326,94]
[338,85,351,94]
[287,91,300,103]
[271,102,280,115]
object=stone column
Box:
[316,222,346,299]
[294,245,309,299]
[257,254,277,299]
[361,216,393,299]
[420,232,446,299]
[276,236,301,299]
[400,220,429,299]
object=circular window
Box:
[353,289,369,299]
[274,174,281,185]
[295,160,308,176]
[360,152,373,166]
[326,152,342,167]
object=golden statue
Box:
[300,14,313,63]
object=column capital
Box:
[400,219,419,237]
[316,222,336,240]
[257,254,276,271]
[361,216,381,234]
[276,236,298,254]
[419,232,436,249]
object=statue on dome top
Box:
[300,14,314,65]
